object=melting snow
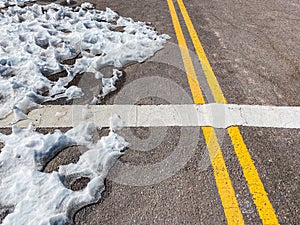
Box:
[0,3,169,119]
[0,2,170,224]
[0,121,128,224]
[0,0,35,9]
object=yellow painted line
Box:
[228,126,280,224]
[167,0,245,224]
[177,0,279,224]
[176,0,226,104]
[166,0,204,104]
[202,126,245,224]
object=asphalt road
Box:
[1,0,300,224]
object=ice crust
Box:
[0,122,128,224]
[0,3,169,119]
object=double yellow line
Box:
[167,0,279,224]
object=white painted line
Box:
[0,104,299,129]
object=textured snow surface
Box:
[0,0,35,9]
[0,2,169,224]
[0,121,128,224]
[0,3,169,119]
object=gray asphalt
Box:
[1,0,300,224]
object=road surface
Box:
[1,0,299,224]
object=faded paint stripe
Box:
[0,104,299,128]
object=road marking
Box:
[166,0,245,224]
[176,0,280,224]
[176,0,226,104]
[165,0,204,104]
[0,104,299,128]
[228,126,280,225]
[201,127,244,224]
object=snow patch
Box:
[0,3,170,119]
[0,0,35,9]
[0,121,128,224]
